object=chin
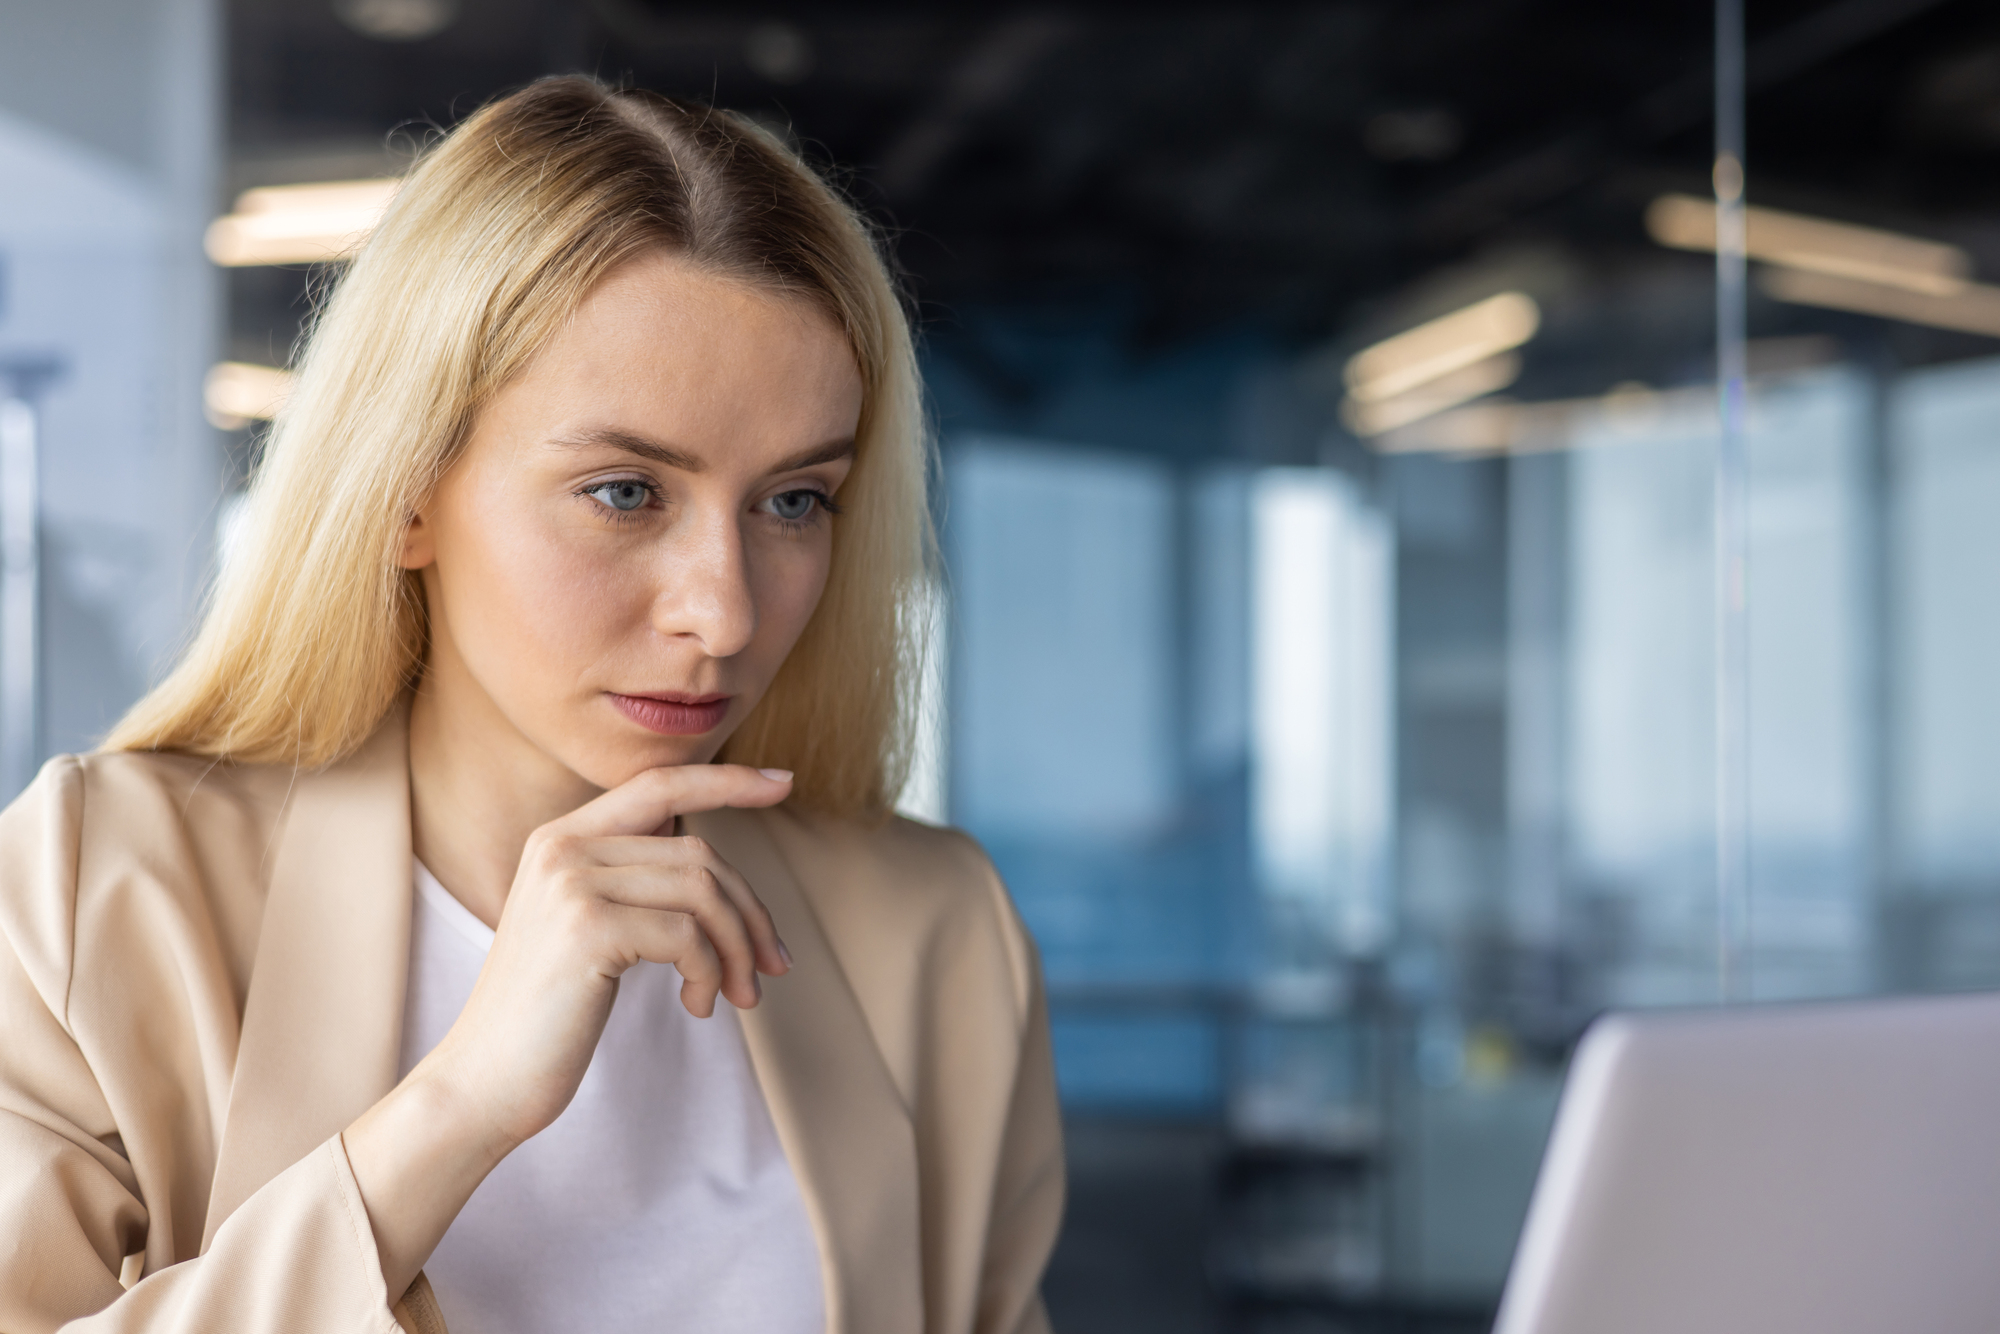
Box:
[565,730,730,791]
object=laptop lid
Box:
[1494,990,2000,1334]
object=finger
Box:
[549,764,793,840]
[582,835,789,975]
[591,861,762,1007]
[600,902,729,1017]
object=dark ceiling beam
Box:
[874,13,1079,200]
[1419,0,1965,244]
[581,0,741,55]
[1632,0,1963,138]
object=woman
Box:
[0,77,1062,1334]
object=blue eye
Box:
[588,480,652,512]
[768,490,821,521]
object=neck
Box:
[406,659,600,930]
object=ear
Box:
[397,510,436,570]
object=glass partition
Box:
[182,3,2000,1329]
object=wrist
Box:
[345,1060,517,1302]
[398,1051,524,1172]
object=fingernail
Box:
[777,938,794,967]
[759,768,794,782]
[752,974,763,1001]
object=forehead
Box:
[491,252,863,464]
[566,252,854,389]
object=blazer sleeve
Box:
[0,759,408,1334]
[974,867,1066,1334]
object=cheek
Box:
[747,533,835,661]
[437,500,643,681]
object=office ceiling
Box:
[227,0,2000,350]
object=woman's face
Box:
[401,250,863,791]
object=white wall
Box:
[1895,356,2000,886]
[1251,468,1394,956]
[0,0,221,769]
[1565,368,1871,1002]
[947,435,1178,840]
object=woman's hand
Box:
[420,762,794,1147]
[343,762,794,1301]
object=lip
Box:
[608,692,733,736]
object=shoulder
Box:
[0,751,294,1017]
[758,805,1015,931]
[725,804,1048,1113]
[752,805,1040,1017]
[26,748,295,867]
[764,806,1000,902]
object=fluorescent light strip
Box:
[205,178,401,267]
[1646,193,1971,298]
[1758,267,2000,339]
[1370,338,1844,457]
[204,362,294,429]
[1341,351,1522,436]
[1343,291,1541,403]
[1370,383,1715,457]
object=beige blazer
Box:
[0,711,1064,1334]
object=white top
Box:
[396,861,826,1334]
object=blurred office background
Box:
[8,0,2000,1329]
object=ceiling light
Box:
[1757,267,2000,339]
[204,362,293,430]
[333,0,456,41]
[1342,352,1522,436]
[1369,337,1846,457]
[1362,108,1463,163]
[1645,193,1971,297]
[205,178,400,267]
[1344,292,1540,404]
[1370,383,1716,457]
[746,21,815,84]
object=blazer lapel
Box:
[199,732,925,1331]
[690,807,925,1334]
[202,709,415,1250]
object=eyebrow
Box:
[553,426,856,475]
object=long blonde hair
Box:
[105,77,932,817]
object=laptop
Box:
[1493,989,2000,1334]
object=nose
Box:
[653,510,757,658]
